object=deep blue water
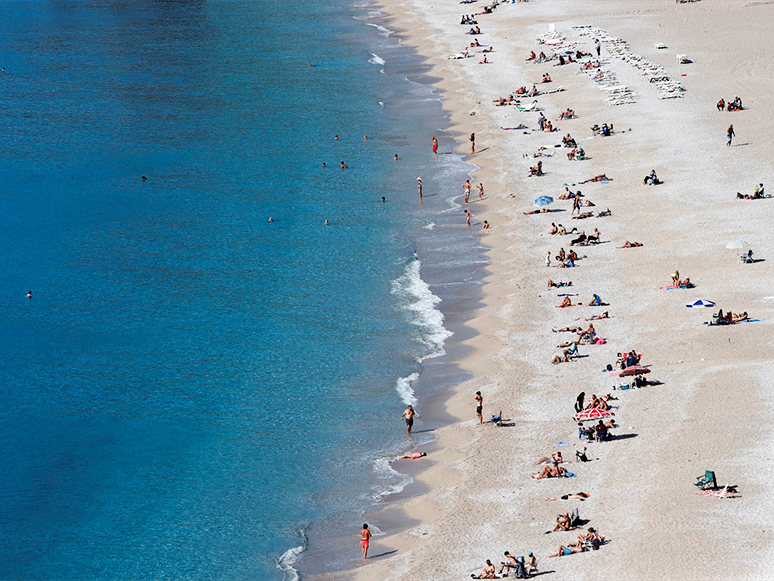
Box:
[0,1,483,579]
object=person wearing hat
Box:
[525,552,537,573]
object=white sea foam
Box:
[371,457,413,503]
[423,222,435,230]
[395,372,419,406]
[391,258,453,362]
[369,53,386,66]
[365,22,393,37]
[378,101,384,107]
[276,541,305,581]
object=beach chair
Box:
[527,557,538,576]
[516,100,539,112]
[694,470,717,490]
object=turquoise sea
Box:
[0,1,485,579]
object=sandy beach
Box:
[313,1,774,579]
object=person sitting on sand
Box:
[546,492,590,501]
[548,544,584,558]
[542,72,552,83]
[577,323,595,341]
[528,161,543,176]
[528,84,539,97]
[533,460,565,478]
[559,186,575,200]
[644,169,659,185]
[478,55,488,64]
[547,280,572,288]
[618,241,643,248]
[572,527,605,549]
[586,228,601,242]
[567,147,579,161]
[569,231,586,246]
[498,552,519,576]
[717,98,725,111]
[551,354,571,364]
[526,50,537,61]
[556,296,573,308]
[544,120,554,132]
[580,174,611,183]
[515,86,527,95]
[585,310,609,321]
[397,452,427,460]
[471,559,499,579]
[549,223,559,235]
[568,250,578,262]
[536,451,563,465]
[588,294,602,306]
[671,270,680,288]
[548,512,572,533]
[557,224,577,235]
[559,108,574,120]
[538,51,547,61]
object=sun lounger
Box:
[516,100,539,112]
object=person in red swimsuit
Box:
[361,524,372,559]
[432,136,438,155]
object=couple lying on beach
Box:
[548,223,578,235]
[710,309,749,325]
[532,459,570,479]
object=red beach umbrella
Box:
[574,408,615,422]
[619,365,651,377]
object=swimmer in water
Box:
[381,196,386,203]
[268,217,274,223]
[325,219,330,225]
[334,135,339,140]
[141,176,147,181]
[322,162,326,168]
[394,154,398,161]
[27,290,32,298]
[340,161,348,169]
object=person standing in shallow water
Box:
[360,524,372,559]
[470,132,475,155]
[432,136,438,155]
[402,405,419,435]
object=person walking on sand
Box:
[469,132,475,155]
[432,136,438,155]
[360,524,372,559]
[595,38,600,57]
[478,183,484,200]
[402,405,419,435]
[475,391,483,424]
[463,179,471,203]
[727,124,735,146]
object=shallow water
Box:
[0,1,485,579]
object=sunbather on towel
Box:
[548,544,584,557]
[552,354,572,364]
[546,492,590,501]
[585,310,609,321]
[572,212,593,220]
[547,280,572,288]
[553,325,582,333]
[618,240,643,248]
[533,461,562,479]
[580,174,611,183]
[557,340,578,348]
[556,296,574,308]
[569,232,587,245]
[557,224,578,235]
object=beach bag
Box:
[595,337,606,345]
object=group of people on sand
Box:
[716,96,743,112]
[736,183,765,199]
[547,247,579,269]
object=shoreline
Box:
[310,0,774,579]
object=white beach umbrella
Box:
[725,240,748,250]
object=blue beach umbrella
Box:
[534,195,554,207]
[686,299,715,308]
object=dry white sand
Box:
[312,1,774,579]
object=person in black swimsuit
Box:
[475,391,483,424]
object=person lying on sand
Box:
[546,492,590,501]
[559,108,575,120]
[557,225,578,235]
[585,310,609,320]
[397,452,427,460]
[547,513,572,533]
[571,527,605,549]
[548,544,584,557]
[553,325,582,333]
[555,258,575,268]
[548,280,572,288]
[536,451,563,465]
[523,208,556,214]
[552,354,572,364]
[572,212,593,219]
[556,340,578,348]
[470,559,499,579]
[618,241,643,248]
[580,174,611,183]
